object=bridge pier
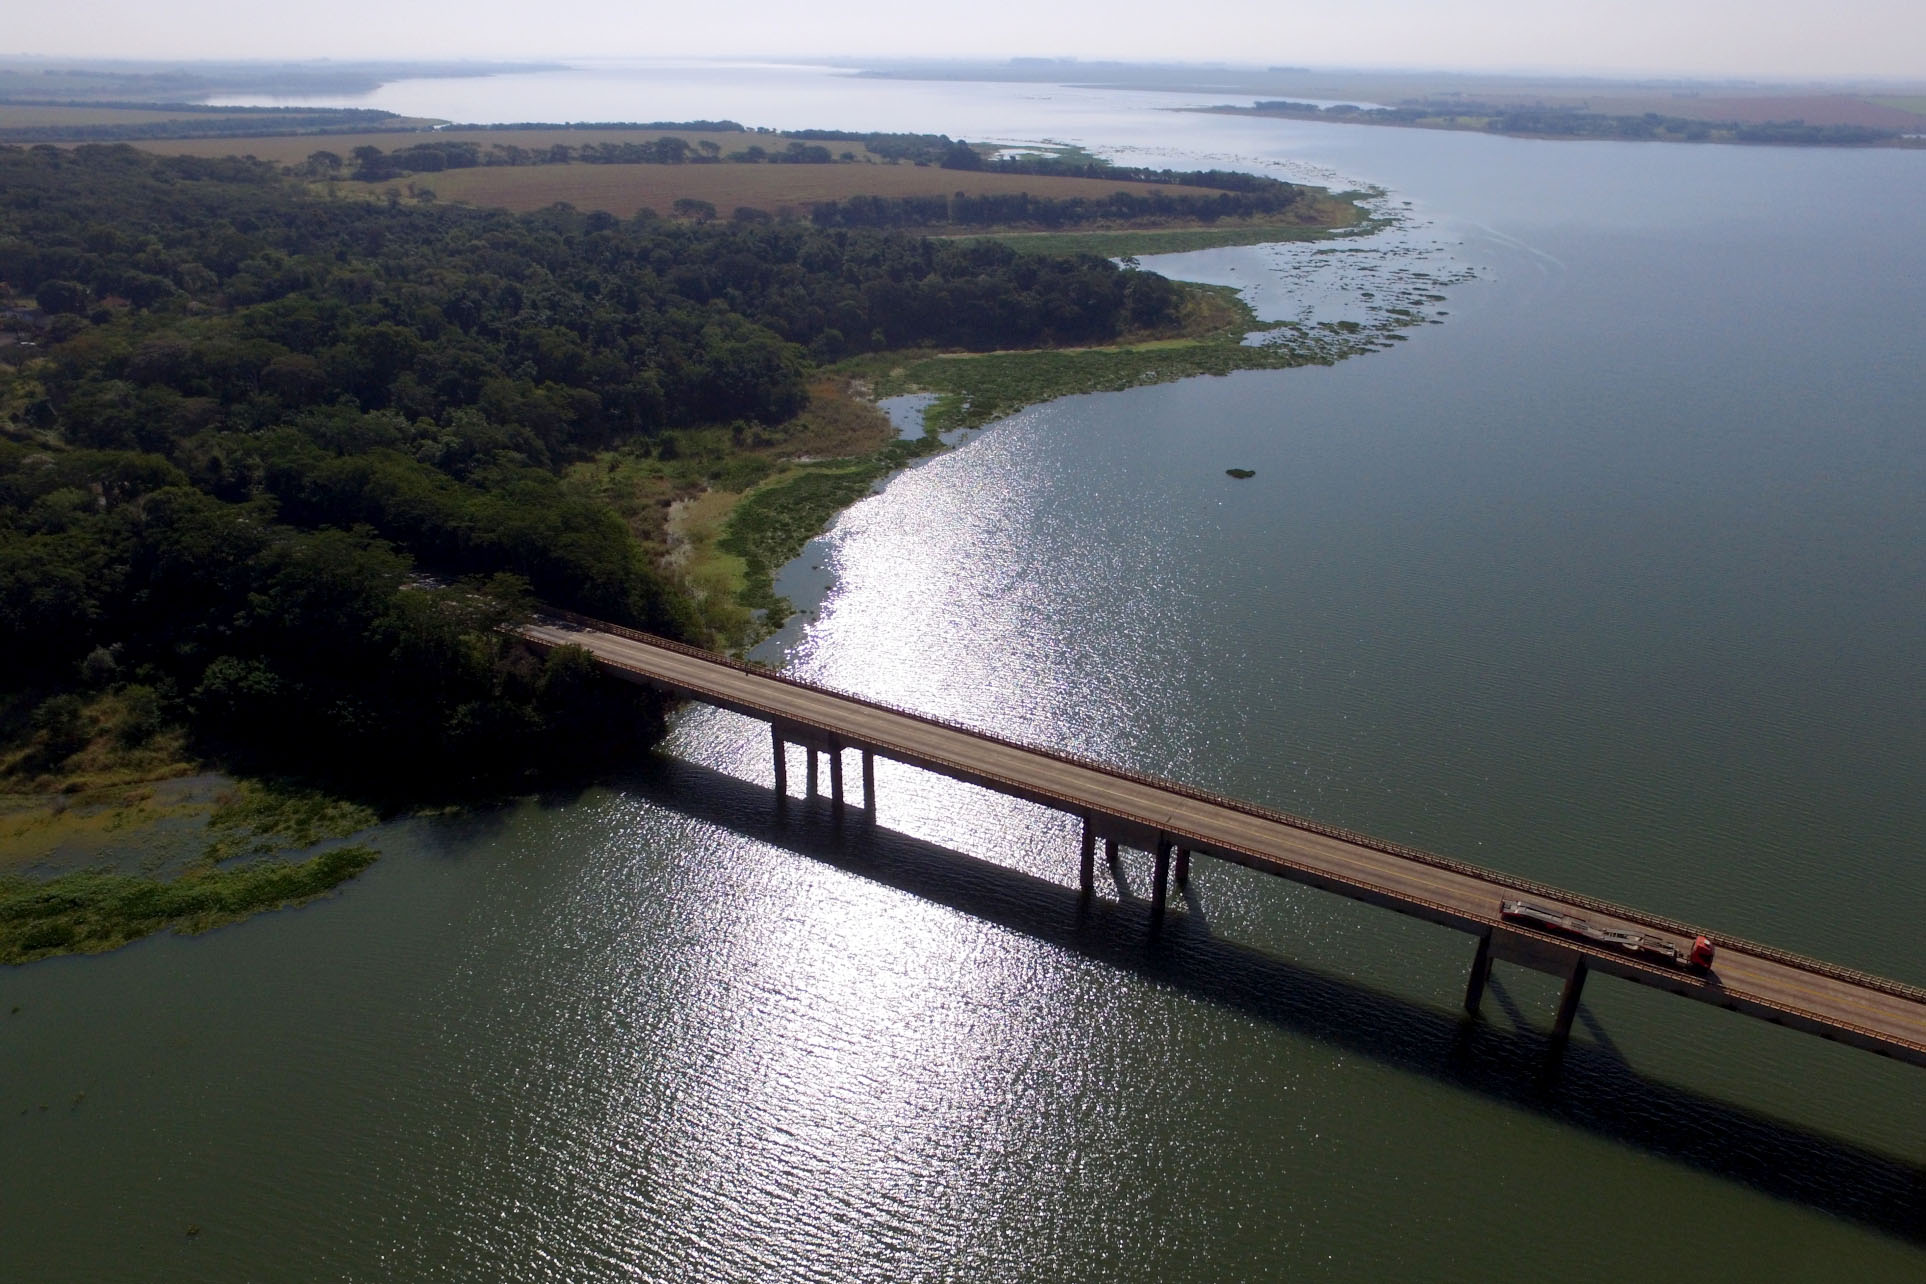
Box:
[1152,836,1172,926]
[524,615,1926,1076]
[805,747,819,797]
[1463,931,1493,1016]
[1175,847,1191,887]
[829,737,845,815]
[1079,818,1096,897]
[1551,959,1588,1042]
[862,749,875,812]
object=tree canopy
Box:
[0,142,1185,794]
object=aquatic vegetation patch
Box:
[0,845,378,964]
[847,284,1379,435]
[0,778,383,964]
[202,780,381,864]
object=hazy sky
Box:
[10,0,1925,80]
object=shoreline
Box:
[1190,104,1926,149]
[667,210,1453,654]
[0,145,1413,961]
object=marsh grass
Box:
[0,779,384,965]
[716,436,942,627]
[839,281,1376,434]
[0,845,379,964]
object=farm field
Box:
[334,160,1217,218]
[4,114,1362,234]
[0,105,278,129]
[127,126,798,164]
[1580,93,1926,128]
[0,104,441,139]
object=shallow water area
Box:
[5,62,1925,1282]
[0,774,229,879]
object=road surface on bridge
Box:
[518,615,1926,1070]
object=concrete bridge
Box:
[518,611,1926,1070]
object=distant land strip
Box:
[1197,100,1926,147]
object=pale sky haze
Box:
[8,0,1924,80]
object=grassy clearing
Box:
[975,221,1341,257]
[561,376,898,642]
[1870,96,1926,117]
[968,191,1371,257]
[716,441,940,626]
[0,686,200,803]
[0,845,378,964]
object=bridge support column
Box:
[806,748,819,797]
[1551,959,1588,1042]
[1078,818,1095,897]
[771,727,787,799]
[828,738,845,814]
[1175,847,1191,887]
[1463,931,1493,1016]
[862,750,875,812]
[1104,837,1118,866]
[1152,836,1172,926]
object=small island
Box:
[1226,468,1257,479]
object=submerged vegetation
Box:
[0,779,380,964]
[841,283,1403,435]
[0,845,378,964]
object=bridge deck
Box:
[519,617,1926,1070]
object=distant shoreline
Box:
[1191,102,1926,149]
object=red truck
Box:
[1501,899,1715,971]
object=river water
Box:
[6,63,1924,1281]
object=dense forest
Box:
[0,143,1185,794]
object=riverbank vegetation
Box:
[975,212,1368,259]
[646,277,1429,636]
[840,283,1395,434]
[0,779,381,963]
[0,845,378,963]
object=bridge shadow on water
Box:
[609,758,1926,1245]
